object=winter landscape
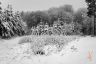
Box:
[0,0,96,64]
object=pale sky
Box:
[1,0,87,11]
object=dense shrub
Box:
[18,35,79,55]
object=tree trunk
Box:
[92,16,95,36]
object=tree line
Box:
[0,1,96,39]
[21,4,94,36]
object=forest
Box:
[0,0,95,39]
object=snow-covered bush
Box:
[18,35,79,55]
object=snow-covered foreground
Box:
[0,36,96,64]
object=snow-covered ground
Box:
[0,36,96,64]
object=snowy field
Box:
[0,36,96,64]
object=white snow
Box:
[0,36,96,64]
